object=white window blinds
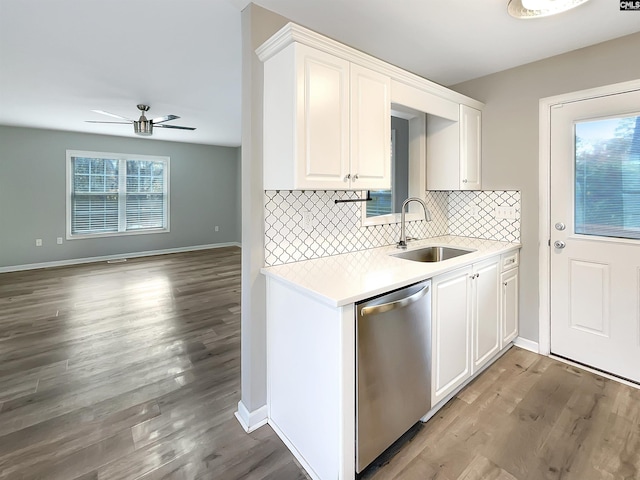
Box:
[575,115,640,240]
[67,151,169,238]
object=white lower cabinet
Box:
[265,248,519,480]
[431,265,472,406]
[471,258,501,373]
[431,256,501,407]
[501,266,519,348]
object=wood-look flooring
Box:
[363,347,640,480]
[0,248,306,480]
[1,250,639,480]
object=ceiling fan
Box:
[86,104,196,136]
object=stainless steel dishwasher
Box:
[356,279,431,473]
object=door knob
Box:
[554,240,566,249]
[555,222,566,231]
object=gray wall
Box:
[239,4,289,420]
[0,126,240,268]
[451,31,640,343]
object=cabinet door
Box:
[350,64,391,190]
[431,266,472,406]
[501,267,519,348]
[460,104,481,190]
[472,258,500,373]
[296,45,351,189]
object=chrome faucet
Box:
[397,197,431,249]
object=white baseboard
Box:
[234,401,268,433]
[0,242,241,273]
[514,336,539,354]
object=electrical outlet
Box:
[35,239,42,247]
[57,237,63,245]
[467,204,480,218]
[214,226,219,232]
[303,211,314,232]
[494,205,517,220]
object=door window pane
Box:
[575,115,640,239]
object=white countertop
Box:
[261,236,521,307]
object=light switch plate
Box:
[494,205,516,220]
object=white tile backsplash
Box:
[443,190,521,243]
[264,190,520,266]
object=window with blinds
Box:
[575,115,640,240]
[67,151,169,239]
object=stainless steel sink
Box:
[392,246,475,263]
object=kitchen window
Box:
[66,150,169,239]
[362,112,418,226]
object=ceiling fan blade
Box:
[85,120,132,124]
[91,110,133,121]
[155,124,196,131]
[151,114,179,124]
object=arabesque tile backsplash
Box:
[264,190,520,266]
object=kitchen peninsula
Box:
[262,236,520,480]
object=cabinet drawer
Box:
[501,251,519,271]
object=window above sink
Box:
[361,105,427,227]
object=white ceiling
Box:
[0,0,242,146]
[1,1,639,147]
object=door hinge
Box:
[548,239,551,247]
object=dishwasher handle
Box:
[360,285,429,317]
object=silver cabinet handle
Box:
[555,222,566,231]
[554,240,566,249]
[360,285,429,317]
[344,174,351,182]
[353,173,359,181]
[469,273,479,279]
[504,282,508,286]
[463,179,468,183]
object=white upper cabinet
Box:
[262,42,389,190]
[427,104,482,191]
[460,104,482,190]
[258,23,483,192]
[350,64,391,189]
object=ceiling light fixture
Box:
[508,0,590,19]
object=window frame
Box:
[66,150,170,240]
[361,108,426,227]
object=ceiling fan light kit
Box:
[508,0,590,18]
[86,104,195,136]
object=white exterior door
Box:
[550,88,640,383]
